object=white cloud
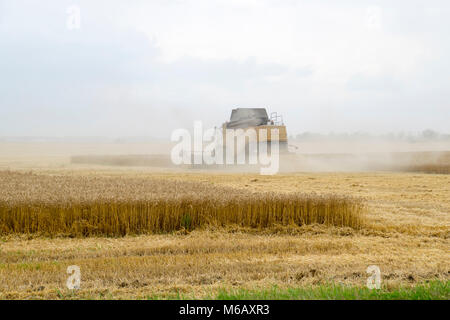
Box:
[0,0,449,136]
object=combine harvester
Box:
[189,107,296,171]
[222,107,289,153]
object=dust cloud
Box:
[0,135,449,173]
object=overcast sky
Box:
[0,0,449,138]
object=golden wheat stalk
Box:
[0,171,365,236]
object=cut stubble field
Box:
[0,168,448,299]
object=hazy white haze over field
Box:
[0,0,449,138]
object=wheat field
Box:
[0,171,365,236]
[0,141,448,299]
[0,168,448,299]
